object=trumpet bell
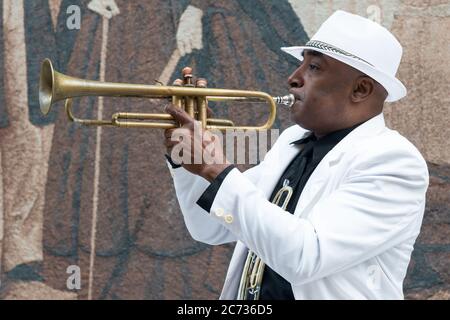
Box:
[39,58,55,115]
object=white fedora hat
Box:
[281,10,406,102]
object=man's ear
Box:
[351,76,375,102]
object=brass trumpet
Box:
[39,59,294,130]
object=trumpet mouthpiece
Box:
[273,94,295,108]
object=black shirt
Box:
[195,124,362,299]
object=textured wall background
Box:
[0,0,449,299]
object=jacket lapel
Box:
[294,113,387,217]
[258,129,311,199]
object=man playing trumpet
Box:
[164,11,428,299]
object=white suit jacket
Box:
[169,113,429,299]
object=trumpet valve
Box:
[196,78,207,88]
[172,79,183,86]
[182,66,193,77]
[182,67,193,85]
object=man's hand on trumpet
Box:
[164,104,232,182]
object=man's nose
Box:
[288,66,305,88]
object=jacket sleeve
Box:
[169,126,296,245]
[170,162,272,245]
[204,142,429,285]
[168,163,236,245]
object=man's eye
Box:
[309,64,319,71]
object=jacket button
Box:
[215,208,224,217]
[224,214,234,224]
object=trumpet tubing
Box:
[39,59,294,130]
